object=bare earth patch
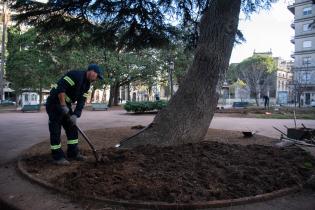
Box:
[20,127,315,204]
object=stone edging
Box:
[17,157,302,209]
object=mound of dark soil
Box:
[52,142,314,203]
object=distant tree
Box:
[6,27,57,104]
[104,50,161,106]
[235,55,277,106]
[226,63,239,84]
[7,27,110,104]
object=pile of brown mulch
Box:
[21,127,315,203]
[52,142,314,203]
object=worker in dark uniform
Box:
[46,64,103,165]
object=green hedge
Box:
[124,100,167,113]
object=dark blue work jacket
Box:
[49,70,91,117]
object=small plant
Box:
[303,162,313,170]
[124,100,167,113]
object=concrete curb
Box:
[18,157,303,209]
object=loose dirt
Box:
[21,127,315,204]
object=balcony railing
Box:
[287,2,295,14]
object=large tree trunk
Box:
[120,0,241,148]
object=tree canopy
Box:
[10,0,276,50]
[6,27,57,93]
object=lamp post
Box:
[169,61,174,96]
[0,1,8,101]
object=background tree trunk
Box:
[108,85,114,107]
[127,82,131,101]
[38,80,42,106]
[121,0,241,148]
[90,86,96,103]
[254,94,259,106]
[113,82,120,106]
[102,85,107,103]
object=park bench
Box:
[91,103,108,111]
[232,102,249,108]
[21,104,41,112]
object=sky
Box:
[230,1,295,64]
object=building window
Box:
[303,7,312,15]
[303,23,311,31]
[281,81,284,90]
[31,94,37,101]
[303,40,312,48]
[302,73,311,83]
[302,56,311,65]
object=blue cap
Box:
[87,64,104,80]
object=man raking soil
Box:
[45,64,104,165]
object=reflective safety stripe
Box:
[51,84,57,89]
[63,76,75,86]
[51,144,61,150]
[65,94,72,103]
[67,139,78,145]
[83,93,89,98]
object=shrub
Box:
[124,100,167,113]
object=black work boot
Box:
[67,146,87,161]
[67,153,87,161]
[52,158,70,166]
[51,149,69,165]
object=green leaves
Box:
[6,27,57,93]
[10,0,278,50]
[124,100,168,113]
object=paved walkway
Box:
[0,110,315,209]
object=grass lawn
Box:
[255,113,315,119]
[216,107,315,120]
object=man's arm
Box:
[58,92,70,114]
[73,92,88,118]
[58,92,67,106]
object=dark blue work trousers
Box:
[46,97,79,160]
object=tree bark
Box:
[127,82,131,101]
[108,85,114,107]
[102,85,107,103]
[90,86,96,103]
[39,80,42,106]
[120,0,241,148]
[254,93,259,106]
[113,82,120,106]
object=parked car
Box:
[0,99,16,106]
[311,101,315,107]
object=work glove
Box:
[61,105,69,115]
[69,114,77,126]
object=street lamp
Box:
[0,1,8,101]
[169,61,174,96]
